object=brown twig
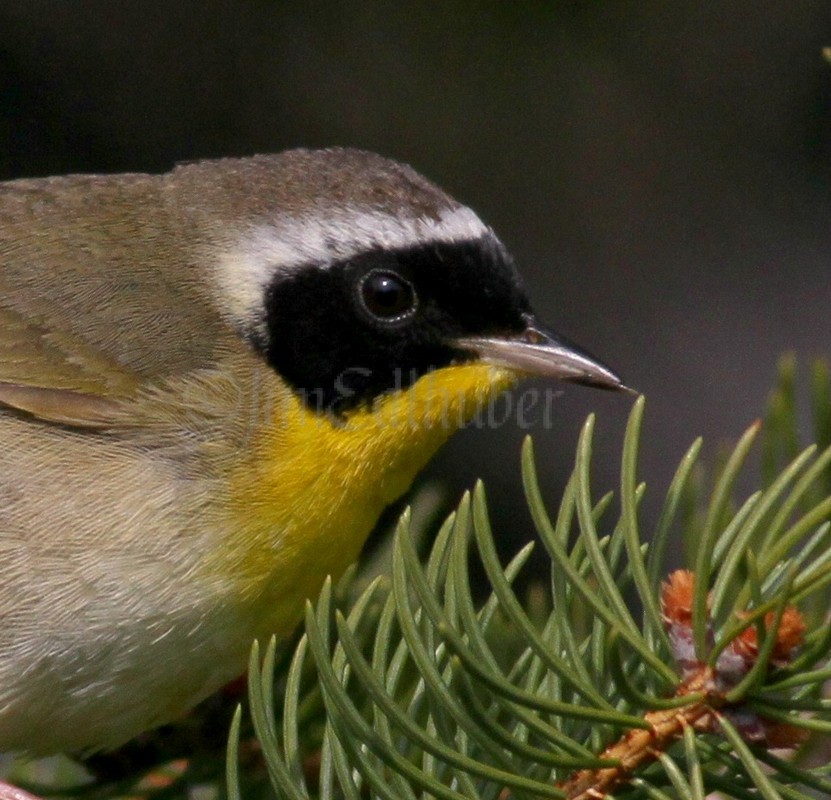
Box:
[559,667,721,800]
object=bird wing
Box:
[0,173,230,427]
[0,306,142,427]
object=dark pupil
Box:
[361,271,414,319]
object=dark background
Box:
[2,1,830,562]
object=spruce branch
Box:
[234,379,831,800]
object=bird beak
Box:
[456,317,628,391]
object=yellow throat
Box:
[219,361,515,634]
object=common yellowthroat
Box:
[0,149,623,755]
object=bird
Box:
[0,148,625,755]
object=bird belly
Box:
[0,413,243,754]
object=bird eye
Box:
[358,269,417,322]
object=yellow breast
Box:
[212,362,515,636]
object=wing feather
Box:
[0,171,232,425]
